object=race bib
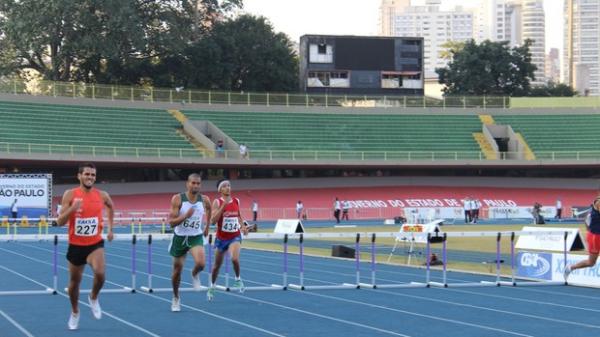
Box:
[75,217,99,236]
[222,217,240,233]
[182,216,202,230]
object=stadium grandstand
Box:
[3,87,600,337]
[1,88,600,221]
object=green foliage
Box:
[0,0,242,83]
[529,81,577,97]
[176,14,298,92]
[436,39,537,96]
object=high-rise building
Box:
[564,0,600,96]
[474,0,510,43]
[545,48,560,83]
[392,1,474,78]
[379,0,411,36]
[521,0,546,85]
[474,0,545,85]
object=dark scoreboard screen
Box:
[334,38,395,71]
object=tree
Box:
[529,81,577,97]
[436,39,537,96]
[178,14,298,92]
[0,0,242,83]
[438,40,466,61]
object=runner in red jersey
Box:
[207,179,249,301]
[57,163,114,330]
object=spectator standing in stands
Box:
[239,143,248,159]
[216,140,224,158]
[342,200,350,221]
[333,197,341,224]
[296,200,304,219]
[555,198,562,220]
[564,196,600,282]
[251,200,258,221]
[463,197,472,223]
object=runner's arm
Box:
[168,194,190,227]
[209,198,226,225]
[56,189,75,226]
[101,191,115,235]
[237,199,249,235]
[203,195,212,236]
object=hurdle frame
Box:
[289,233,361,291]
[0,235,58,296]
[68,234,138,294]
[496,231,568,287]
[140,234,209,293]
[215,234,288,292]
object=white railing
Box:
[0,79,509,109]
[0,141,205,159]
[3,141,600,162]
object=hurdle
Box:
[288,233,359,290]
[140,234,209,293]
[374,232,431,289]
[151,212,169,234]
[0,235,58,296]
[358,233,377,289]
[214,234,288,292]
[496,231,568,287]
[66,234,137,294]
[37,216,49,235]
[410,230,569,288]
[428,232,498,288]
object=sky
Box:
[242,0,563,53]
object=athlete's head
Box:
[594,196,600,210]
[186,173,202,195]
[217,179,231,196]
[77,162,96,190]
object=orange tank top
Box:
[68,187,104,246]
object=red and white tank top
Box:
[216,197,241,240]
[68,187,104,246]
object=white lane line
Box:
[301,291,535,337]
[3,245,285,337]
[500,286,600,300]
[374,287,600,329]
[86,246,510,336]
[143,292,286,337]
[105,242,596,332]
[20,242,412,337]
[224,292,413,337]
[0,309,35,337]
[0,248,161,337]
[439,287,600,315]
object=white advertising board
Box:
[0,174,52,219]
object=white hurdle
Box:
[0,235,58,296]
[429,232,499,288]
[67,234,137,294]
[374,232,430,289]
[0,230,574,298]
[288,233,359,290]
[496,231,567,287]
[140,234,208,293]
[214,234,288,292]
